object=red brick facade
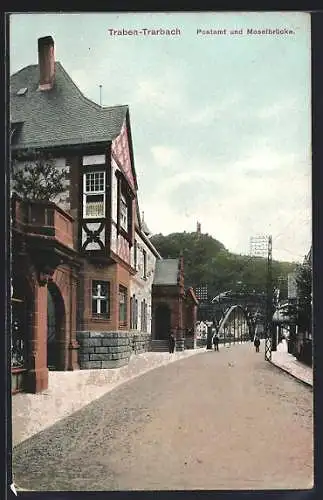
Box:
[79,261,131,332]
[152,258,199,346]
[11,196,80,393]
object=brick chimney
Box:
[38,36,55,91]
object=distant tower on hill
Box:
[196,221,201,234]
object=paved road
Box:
[13,342,313,491]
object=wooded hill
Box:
[150,232,297,300]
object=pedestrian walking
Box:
[169,332,175,354]
[254,336,260,353]
[213,333,219,351]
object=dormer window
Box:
[16,87,28,96]
[10,122,23,145]
[83,171,105,218]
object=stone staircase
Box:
[150,339,170,352]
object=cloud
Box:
[132,72,184,112]
[188,92,242,125]
[142,143,311,262]
[257,98,299,120]
[150,145,181,169]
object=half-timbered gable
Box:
[110,116,137,268]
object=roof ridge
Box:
[55,62,102,111]
[11,62,129,113]
[10,63,37,77]
[10,61,129,149]
[56,62,129,113]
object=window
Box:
[10,122,23,145]
[134,242,137,270]
[130,294,137,329]
[119,285,127,324]
[141,299,147,332]
[92,281,109,316]
[135,298,138,329]
[143,250,147,279]
[130,296,133,329]
[140,301,144,331]
[120,194,128,231]
[83,171,105,218]
[115,169,134,243]
[16,87,28,96]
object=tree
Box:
[11,149,68,201]
[285,257,312,334]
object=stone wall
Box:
[129,333,151,354]
[77,331,131,369]
[77,331,152,369]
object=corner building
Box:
[10,35,160,392]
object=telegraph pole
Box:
[265,235,273,360]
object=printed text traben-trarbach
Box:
[108,28,181,36]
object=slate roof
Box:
[10,62,128,150]
[153,259,179,286]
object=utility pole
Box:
[265,235,273,360]
[99,85,102,107]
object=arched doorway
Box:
[11,276,33,393]
[155,303,171,340]
[47,282,65,370]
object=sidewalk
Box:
[270,340,313,388]
[12,347,205,447]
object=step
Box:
[150,340,170,352]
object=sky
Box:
[9,12,311,263]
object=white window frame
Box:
[83,171,106,219]
[133,241,138,270]
[119,285,128,324]
[92,281,109,316]
[120,193,128,231]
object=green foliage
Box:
[11,149,68,201]
[151,232,225,287]
[150,232,296,298]
[284,258,312,333]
